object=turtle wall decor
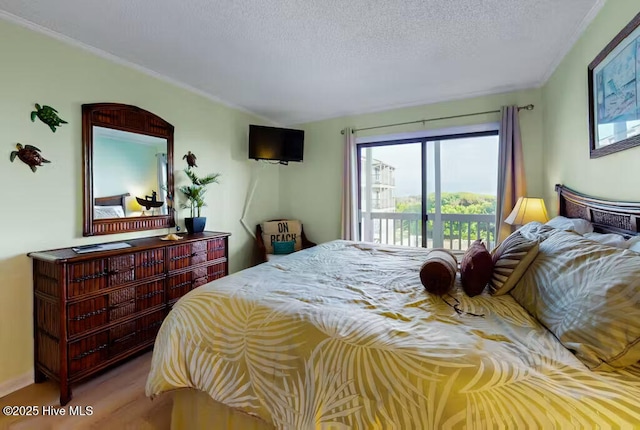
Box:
[10,143,51,172]
[31,103,68,133]
[183,151,197,168]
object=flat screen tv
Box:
[249,125,304,162]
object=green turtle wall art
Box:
[31,103,67,132]
[10,143,51,172]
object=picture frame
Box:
[588,11,640,158]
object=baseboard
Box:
[0,371,33,399]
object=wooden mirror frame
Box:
[82,103,175,236]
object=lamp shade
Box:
[505,197,549,226]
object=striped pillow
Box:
[489,231,539,296]
[511,230,640,370]
[420,249,458,296]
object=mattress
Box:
[146,240,640,429]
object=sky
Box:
[363,135,499,197]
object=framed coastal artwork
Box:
[588,12,640,158]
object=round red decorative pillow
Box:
[460,240,493,297]
[420,249,458,296]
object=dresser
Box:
[28,231,230,405]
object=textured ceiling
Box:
[0,0,603,125]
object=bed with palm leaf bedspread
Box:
[146,232,640,429]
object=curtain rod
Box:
[340,104,534,135]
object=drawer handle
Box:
[109,268,135,275]
[140,320,163,331]
[170,254,190,262]
[137,290,163,300]
[140,260,163,268]
[72,343,107,360]
[109,299,134,310]
[112,331,137,344]
[70,307,107,321]
[170,281,191,290]
[72,271,108,283]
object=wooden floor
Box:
[0,352,171,430]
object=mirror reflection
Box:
[93,126,169,219]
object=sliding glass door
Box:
[358,131,498,250]
[359,142,423,246]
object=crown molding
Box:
[0,10,277,125]
[283,82,539,126]
[537,0,606,86]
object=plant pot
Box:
[185,217,206,234]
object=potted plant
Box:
[179,168,221,234]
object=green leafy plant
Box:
[178,168,221,218]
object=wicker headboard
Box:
[555,185,640,238]
[95,193,130,208]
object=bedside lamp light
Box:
[505,197,549,226]
[127,197,143,217]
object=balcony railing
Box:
[361,212,496,251]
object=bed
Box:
[94,193,129,219]
[146,185,640,429]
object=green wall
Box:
[2,0,637,396]
[284,0,640,244]
[542,0,640,205]
[93,136,159,202]
[283,89,544,243]
[0,18,281,393]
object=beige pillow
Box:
[489,231,539,296]
[511,230,640,370]
[261,220,302,254]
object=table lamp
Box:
[505,197,549,226]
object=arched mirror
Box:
[82,103,175,236]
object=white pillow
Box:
[626,236,640,253]
[545,216,593,235]
[583,232,627,248]
[94,205,125,219]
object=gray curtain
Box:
[341,128,358,240]
[496,106,527,242]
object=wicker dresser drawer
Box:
[68,309,166,376]
[68,297,109,337]
[108,254,135,286]
[167,242,209,270]
[167,269,206,302]
[68,280,165,337]
[108,286,136,322]
[67,260,108,297]
[135,248,165,278]
[207,238,226,260]
[207,261,227,281]
[30,231,230,405]
[69,331,109,375]
[108,320,138,357]
[109,310,165,358]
